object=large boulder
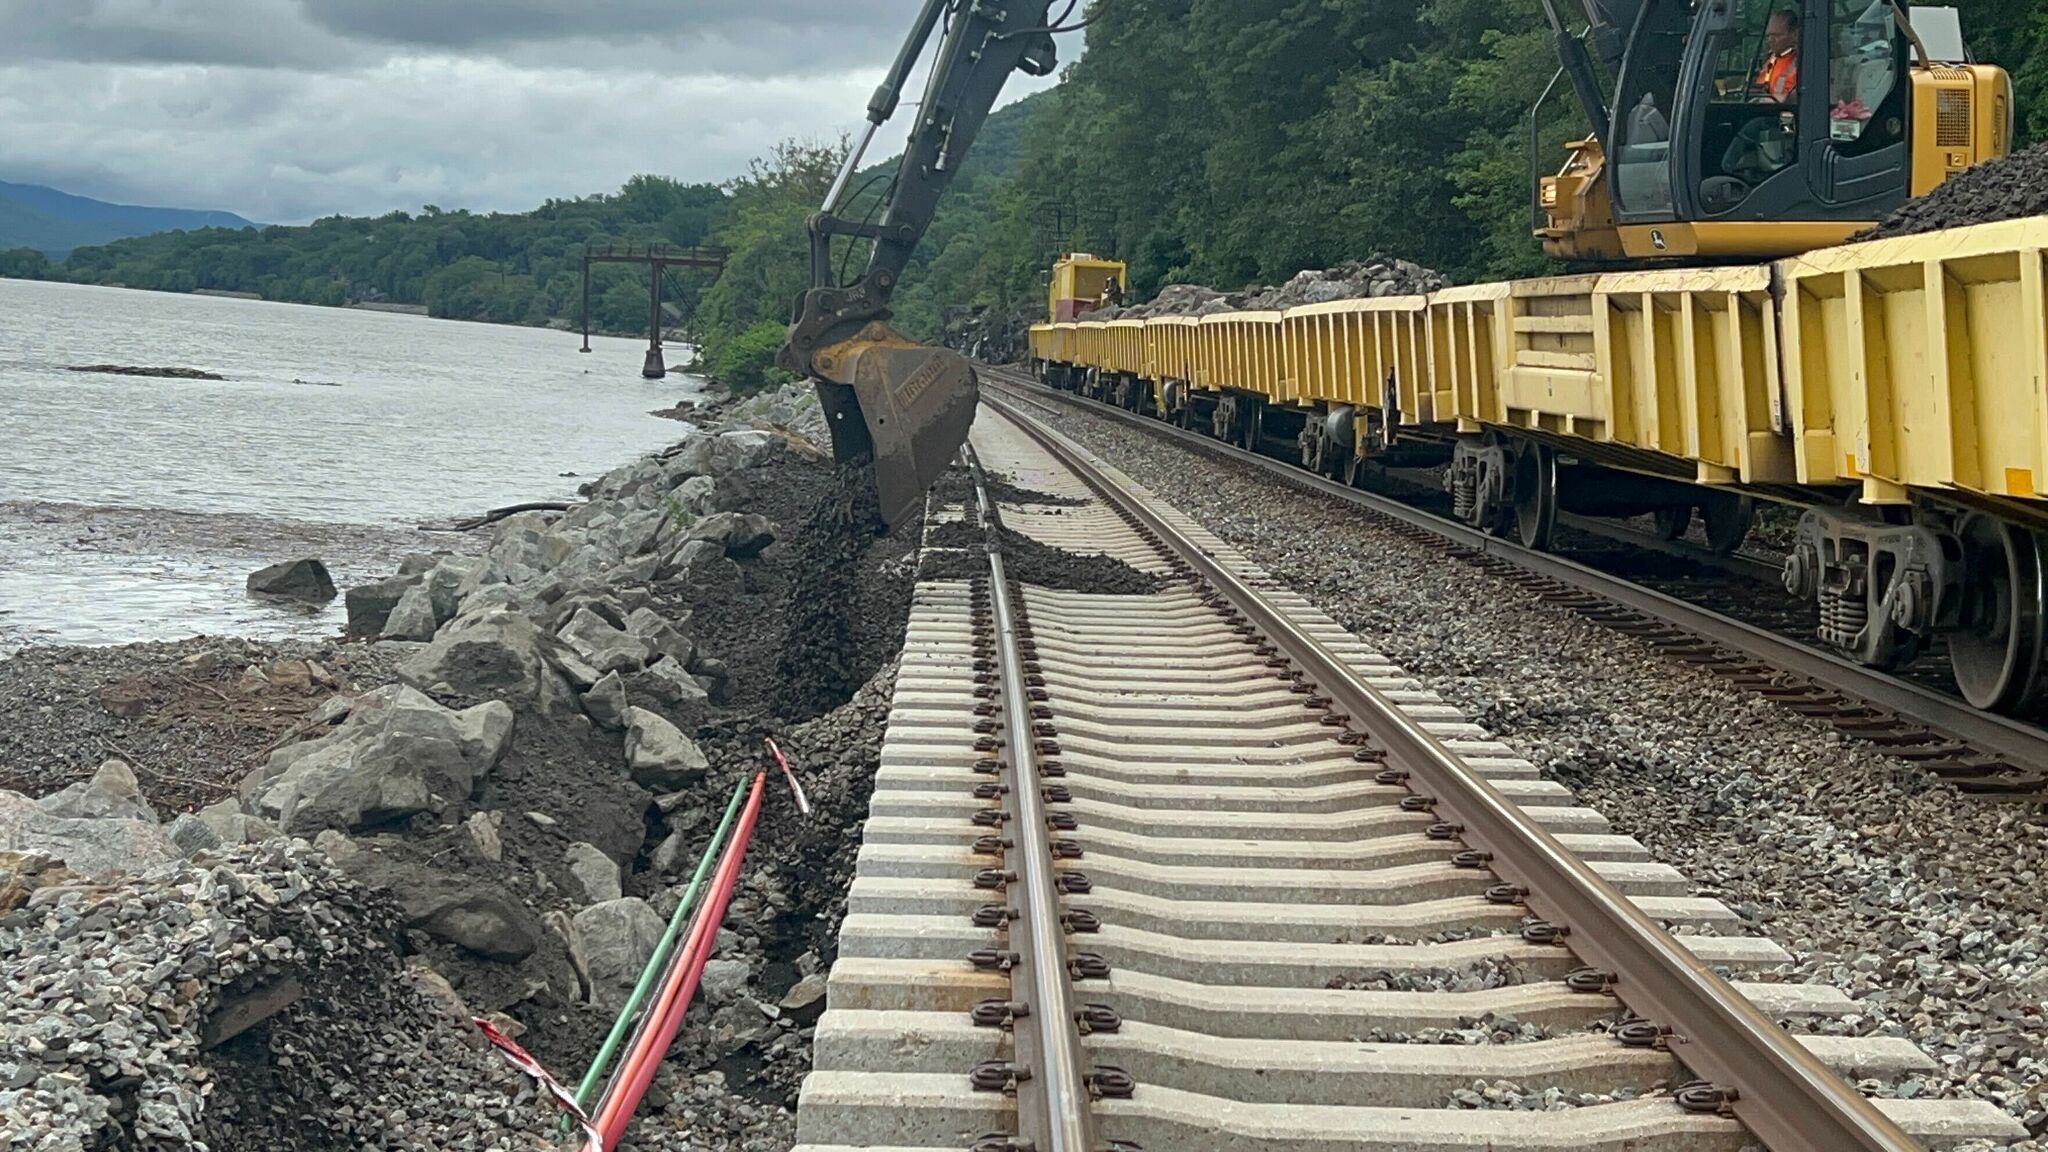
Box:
[624,660,710,715]
[457,583,540,622]
[246,558,336,602]
[593,457,665,502]
[582,671,629,730]
[564,842,623,904]
[559,608,651,675]
[398,609,574,712]
[667,474,716,514]
[402,883,541,962]
[542,528,591,570]
[36,759,156,823]
[622,707,708,791]
[713,430,783,473]
[601,554,661,586]
[571,898,666,1010]
[486,525,552,584]
[624,608,695,668]
[607,509,667,558]
[345,573,423,638]
[659,539,742,595]
[0,792,180,877]
[548,540,627,588]
[550,592,628,632]
[239,685,514,834]
[422,556,488,622]
[195,799,277,846]
[382,585,439,642]
[165,813,221,856]
[686,512,776,559]
[662,433,720,480]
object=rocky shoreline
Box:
[0,383,905,1151]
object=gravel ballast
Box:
[1019,394,2048,1146]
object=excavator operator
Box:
[1716,7,1802,197]
[1754,9,1801,102]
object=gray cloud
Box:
[299,0,885,52]
[0,1,1065,223]
[0,0,928,77]
[0,0,366,68]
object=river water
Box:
[0,279,699,651]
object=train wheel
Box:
[1653,507,1691,540]
[1948,514,2048,713]
[1513,444,1558,550]
[1700,493,1754,556]
[1324,440,1352,482]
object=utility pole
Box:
[645,261,665,378]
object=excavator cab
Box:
[1539,0,2013,262]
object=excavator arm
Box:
[780,0,1060,528]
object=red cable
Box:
[593,772,767,1147]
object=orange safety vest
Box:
[1756,51,1798,102]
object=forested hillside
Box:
[0,176,733,332]
[5,0,2043,388]
[908,0,2048,306]
[0,181,255,259]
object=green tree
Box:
[0,248,52,279]
[692,137,847,366]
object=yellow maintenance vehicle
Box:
[1536,0,2013,261]
[1049,255,1127,322]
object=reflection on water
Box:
[0,280,698,650]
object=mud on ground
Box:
[921,519,1166,596]
[0,637,403,812]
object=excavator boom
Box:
[781,0,1059,528]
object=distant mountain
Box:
[0,181,255,258]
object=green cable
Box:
[569,775,751,1116]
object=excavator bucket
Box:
[808,320,981,530]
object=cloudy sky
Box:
[0,1,1065,224]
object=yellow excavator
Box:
[785,1,2015,523]
[1536,0,2013,261]
[779,1,1069,529]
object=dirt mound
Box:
[1857,140,2048,240]
[929,469,1085,509]
[922,520,1168,596]
[765,461,912,722]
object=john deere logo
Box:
[1650,229,1668,251]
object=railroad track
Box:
[978,365,2048,795]
[792,402,2023,1152]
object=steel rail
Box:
[971,452,1097,1152]
[980,368,2048,779]
[982,391,1922,1152]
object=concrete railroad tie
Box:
[791,411,2024,1152]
